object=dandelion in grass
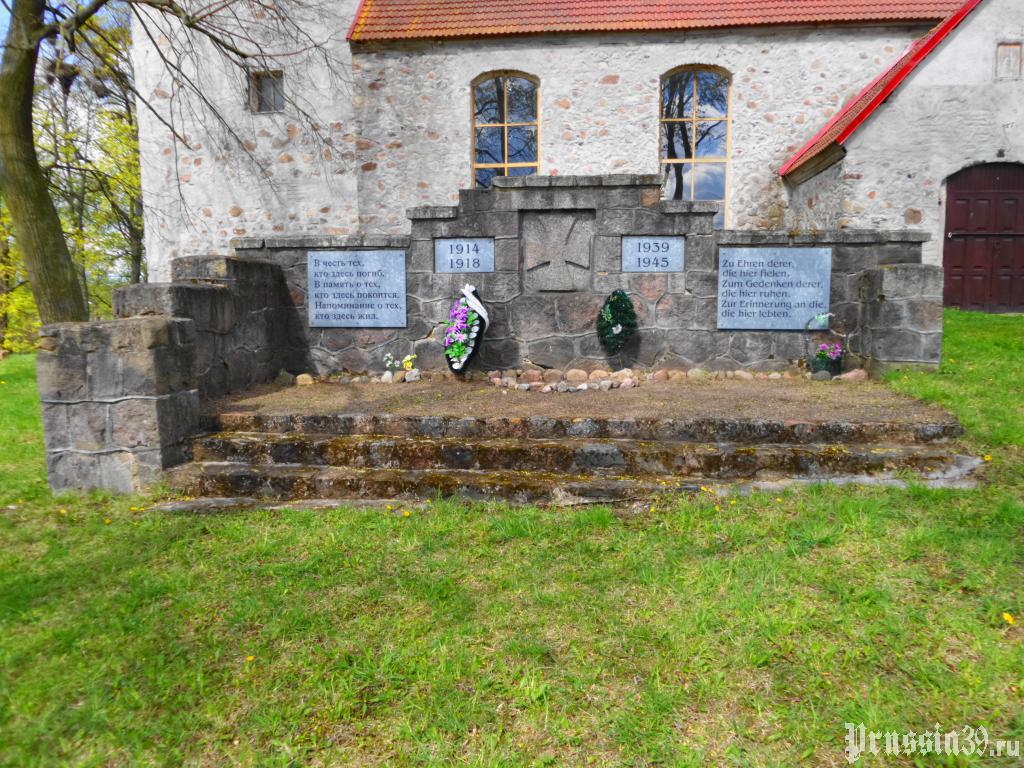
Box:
[246,655,255,663]
[983,454,993,462]
[104,518,111,525]
[1004,612,1016,626]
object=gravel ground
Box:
[213,378,956,425]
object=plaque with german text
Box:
[717,248,831,330]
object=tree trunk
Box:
[0,0,89,324]
[0,237,9,351]
[129,197,144,284]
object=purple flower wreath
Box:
[444,298,478,363]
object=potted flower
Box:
[810,342,845,376]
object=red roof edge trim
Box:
[779,0,986,178]
[346,0,373,42]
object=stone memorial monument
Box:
[37,174,946,492]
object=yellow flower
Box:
[130,506,139,512]
[386,504,393,512]
[700,486,708,493]
[402,510,411,518]
[983,455,993,462]
[1004,612,1016,626]
[104,518,111,525]
[714,505,721,512]
[58,509,67,515]
[729,499,737,506]
[246,655,255,662]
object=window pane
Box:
[662,70,694,119]
[713,208,725,229]
[475,77,504,124]
[694,163,726,200]
[694,121,727,158]
[507,126,537,163]
[696,70,729,118]
[507,166,537,177]
[475,127,505,165]
[661,163,691,201]
[475,167,499,189]
[660,121,692,160]
[507,77,537,123]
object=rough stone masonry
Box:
[38,175,943,493]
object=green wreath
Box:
[597,290,638,355]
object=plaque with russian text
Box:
[621,236,685,272]
[308,250,407,328]
[434,238,495,273]
[717,247,831,330]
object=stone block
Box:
[69,402,109,451]
[861,264,943,301]
[477,338,522,370]
[592,236,621,272]
[36,349,88,401]
[510,295,556,338]
[663,330,726,365]
[729,333,775,365]
[409,240,434,272]
[864,329,925,361]
[522,210,595,293]
[555,294,605,335]
[685,236,716,272]
[494,238,519,272]
[831,245,878,273]
[654,293,695,329]
[683,270,717,298]
[630,274,669,303]
[527,337,575,369]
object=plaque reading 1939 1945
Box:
[621,236,685,272]
[717,247,832,330]
[435,238,495,273]
[308,250,407,328]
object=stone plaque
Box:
[717,247,832,330]
[308,250,407,328]
[434,238,495,273]
[621,236,685,272]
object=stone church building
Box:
[132,0,1023,313]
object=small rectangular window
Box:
[996,43,1022,81]
[249,70,284,113]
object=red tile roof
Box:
[348,0,961,42]
[780,0,985,179]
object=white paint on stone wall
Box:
[787,0,1024,265]
[135,2,1020,280]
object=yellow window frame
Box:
[471,71,540,187]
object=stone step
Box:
[170,463,706,504]
[192,432,960,479]
[213,412,962,445]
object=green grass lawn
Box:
[1,312,1022,767]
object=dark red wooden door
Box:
[944,163,1024,312]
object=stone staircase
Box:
[167,411,972,504]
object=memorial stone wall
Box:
[233,175,941,374]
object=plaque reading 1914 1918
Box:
[621,236,685,272]
[717,247,832,330]
[308,250,407,328]
[435,238,495,273]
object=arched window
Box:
[472,73,539,188]
[660,67,730,227]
